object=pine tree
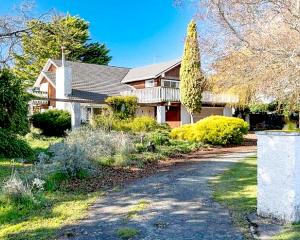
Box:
[180,19,205,123]
[14,14,111,87]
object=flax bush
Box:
[171,116,249,145]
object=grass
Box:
[117,227,139,239]
[132,139,204,166]
[0,135,101,240]
[126,200,150,219]
[212,156,300,240]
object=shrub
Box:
[48,142,93,179]
[92,115,162,133]
[128,116,158,132]
[105,96,138,119]
[0,69,29,135]
[148,129,170,145]
[1,171,45,206]
[171,116,249,145]
[31,110,71,136]
[0,129,33,158]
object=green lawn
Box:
[212,156,300,240]
[0,136,100,240]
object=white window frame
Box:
[161,79,180,88]
[145,79,155,88]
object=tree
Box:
[14,14,111,86]
[0,1,47,67]
[0,69,29,135]
[185,0,300,117]
[73,43,112,65]
[180,19,205,123]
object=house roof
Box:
[121,59,181,83]
[51,60,131,102]
[34,58,181,103]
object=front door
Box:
[166,106,181,128]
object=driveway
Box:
[59,151,255,240]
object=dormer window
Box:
[145,79,155,88]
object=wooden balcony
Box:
[28,89,48,98]
[121,87,238,104]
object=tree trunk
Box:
[191,113,194,124]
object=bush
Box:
[171,116,249,145]
[31,110,71,136]
[1,171,45,206]
[128,116,158,132]
[0,69,29,135]
[92,115,162,133]
[148,129,170,145]
[105,96,138,119]
[0,129,33,158]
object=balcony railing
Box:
[121,87,238,104]
[27,89,48,98]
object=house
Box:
[30,58,238,128]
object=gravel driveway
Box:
[59,151,255,240]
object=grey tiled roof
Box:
[121,59,181,83]
[52,60,131,102]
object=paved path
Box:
[60,151,255,240]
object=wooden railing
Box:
[28,89,48,98]
[121,87,238,104]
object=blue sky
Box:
[1,0,197,67]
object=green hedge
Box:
[105,96,138,119]
[171,116,249,145]
[0,129,33,158]
[31,110,71,136]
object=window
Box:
[145,79,155,88]
[162,80,179,88]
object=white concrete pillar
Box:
[223,106,233,117]
[56,66,72,110]
[181,104,191,125]
[157,106,166,124]
[256,131,300,222]
[71,103,81,129]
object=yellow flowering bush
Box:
[171,116,249,145]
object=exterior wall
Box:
[136,106,155,118]
[223,107,233,117]
[40,78,56,107]
[48,64,57,72]
[193,107,224,122]
[127,79,160,89]
[256,131,300,222]
[165,65,180,79]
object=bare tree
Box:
[0,1,48,67]
[178,0,300,114]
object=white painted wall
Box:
[156,106,166,124]
[223,106,233,117]
[136,106,155,118]
[257,131,300,222]
[180,104,191,125]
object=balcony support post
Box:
[157,106,166,124]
